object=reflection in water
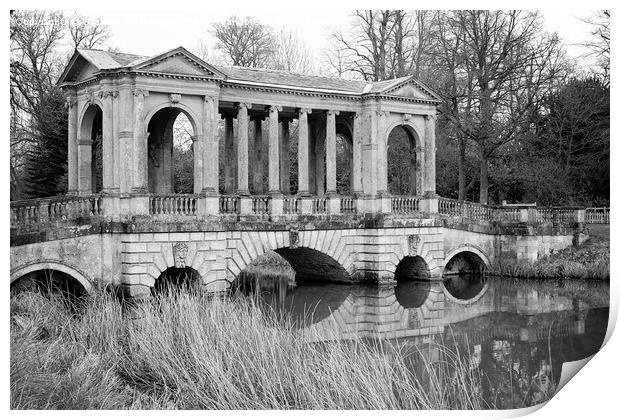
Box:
[443,273,486,301]
[248,275,609,409]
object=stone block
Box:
[169,232,190,242]
[190,232,204,241]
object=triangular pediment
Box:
[380,77,441,101]
[131,47,225,79]
[58,51,102,85]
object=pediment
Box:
[58,53,101,84]
[382,78,441,101]
[131,48,225,79]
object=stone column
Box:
[325,110,339,195]
[223,116,235,193]
[268,105,282,194]
[351,112,363,195]
[376,110,389,195]
[252,117,264,193]
[268,105,283,216]
[66,95,78,194]
[279,119,291,194]
[132,89,148,194]
[77,138,92,194]
[424,114,437,196]
[236,103,251,196]
[100,89,117,193]
[118,87,133,194]
[297,108,311,196]
[201,96,219,215]
[193,134,204,194]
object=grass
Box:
[10,289,493,410]
[494,225,610,281]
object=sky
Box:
[73,9,602,72]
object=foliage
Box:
[11,290,489,410]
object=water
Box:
[254,276,609,408]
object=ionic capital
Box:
[65,97,77,109]
[133,89,149,98]
[268,105,283,113]
[236,102,252,110]
[326,109,340,116]
[425,114,437,122]
[298,108,312,116]
[99,90,119,99]
[377,110,389,117]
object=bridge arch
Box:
[227,230,355,283]
[10,261,95,295]
[443,245,490,276]
[386,121,424,195]
[394,255,431,281]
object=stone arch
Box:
[153,266,202,294]
[443,245,490,276]
[143,101,201,134]
[336,117,354,194]
[145,103,201,194]
[385,121,424,195]
[227,230,355,282]
[78,102,104,193]
[10,260,95,295]
[394,255,431,281]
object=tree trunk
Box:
[458,137,466,200]
[479,154,488,204]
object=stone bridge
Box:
[10,46,591,298]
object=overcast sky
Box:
[71,9,602,72]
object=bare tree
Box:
[272,28,315,74]
[433,11,568,204]
[211,16,275,68]
[579,10,610,86]
[67,13,111,49]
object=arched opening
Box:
[387,125,420,195]
[336,121,353,195]
[147,108,195,194]
[235,248,353,326]
[153,266,201,295]
[275,247,350,285]
[395,256,430,281]
[11,269,88,301]
[80,104,103,193]
[443,251,487,301]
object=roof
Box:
[217,65,368,94]
[58,47,441,100]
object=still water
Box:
[255,276,609,408]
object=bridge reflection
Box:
[256,277,608,406]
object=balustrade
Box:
[340,196,357,214]
[219,195,239,214]
[283,196,299,215]
[391,196,419,215]
[585,207,610,224]
[150,194,198,216]
[10,194,102,229]
[251,196,271,215]
[311,197,328,214]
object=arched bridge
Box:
[10,46,592,298]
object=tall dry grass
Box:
[11,290,488,410]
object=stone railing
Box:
[150,194,199,216]
[391,196,419,215]
[219,195,239,214]
[11,194,102,229]
[438,197,586,227]
[340,196,356,214]
[311,197,328,214]
[586,207,610,224]
[283,196,299,215]
[251,195,271,215]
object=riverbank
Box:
[11,289,552,410]
[495,224,610,281]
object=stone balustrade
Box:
[149,194,198,216]
[585,207,610,224]
[10,193,596,234]
[391,196,420,215]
